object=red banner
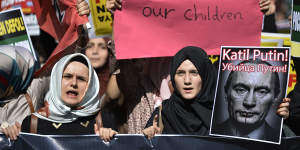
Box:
[32,0,88,76]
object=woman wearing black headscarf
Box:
[143,46,290,139]
[143,46,217,138]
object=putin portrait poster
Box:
[210,46,290,144]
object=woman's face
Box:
[85,38,109,69]
[61,61,89,106]
[174,59,202,100]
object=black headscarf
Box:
[161,46,217,135]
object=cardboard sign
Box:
[114,0,263,59]
[291,0,300,57]
[0,0,39,36]
[210,46,290,144]
[89,0,113,37]
[0,8,37,60]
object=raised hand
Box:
[106,0,122,14]
[259,0,275,15]
[76,0,90,16]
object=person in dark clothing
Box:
[143,46,217,138]
[285,57,300,135]
[84,37,116,98]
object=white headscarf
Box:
[34,53,100,123]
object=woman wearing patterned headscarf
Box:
[0,45,45,140]
[21,53,101,135]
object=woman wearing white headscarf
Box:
[21,53,101,135]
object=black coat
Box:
[21,114,96,135]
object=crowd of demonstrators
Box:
[21,53,100,135]
[97,0,290,141]
[0,0,91,139]
[0,0,294,144]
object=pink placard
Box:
[114,0,263,59]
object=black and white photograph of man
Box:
[210,47,290,144]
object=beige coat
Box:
[0,77,49,132]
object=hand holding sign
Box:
[277,98,290,119]
[94,123,118,142]
[76,0,90,16]
[259,0,275,15]
[1,121,21,141]
[106,0,122,13]
[142,115,161,140]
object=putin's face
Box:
[227,70,276,126]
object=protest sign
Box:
[114,0,263,59]
[291,0,300,57]
[210,46,290,144]
[0,8,37,60]
[89,0,113,37]
[1,0,40,36]
[2,134,300,150]
[207,55,296,95]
